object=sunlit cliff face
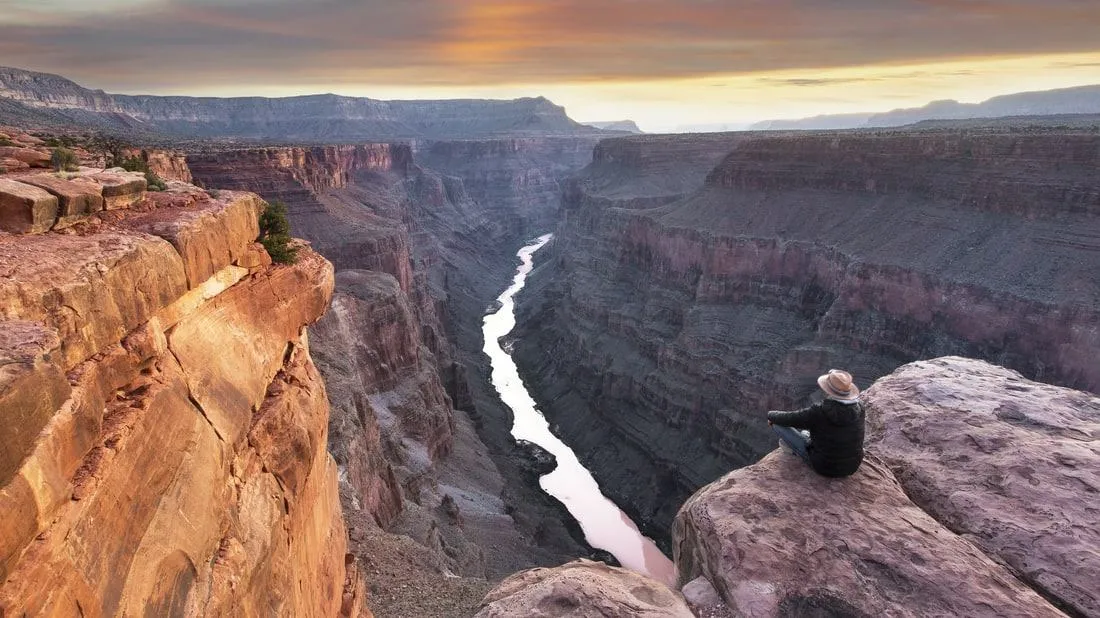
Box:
[2,0,1099,130]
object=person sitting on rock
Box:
[767,369,865,477]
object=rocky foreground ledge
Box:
[482,358,1097,617]
[0,169,362,614]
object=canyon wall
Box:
[188,138,599,614]
[0,67,603,140]
[513,128,1100,545]
[0,173,360,615]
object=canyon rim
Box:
[2,4,1100,616]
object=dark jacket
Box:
[768,399,865,477]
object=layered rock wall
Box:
[188,140,599,612]
[514,129,1100,543]
[0,180,360,616]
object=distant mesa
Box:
[0,66,612,142]
[749,84,1100,130]
[673,122,753,133]
[583,120,644,134]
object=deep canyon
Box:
[512,128,1100,548]
[1,68,1098,617]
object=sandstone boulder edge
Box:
[474,559,694,618]
[863,357,1100,617]
[670,357,1096,618]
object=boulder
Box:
[864,357,1100,617]
[681,577,735,618]
[0,178,58,234]
[673,450,1064,618]
[0,158,29,172]
[0,147,49,168]
[127,191,262,286]
[475,560,693,618]
[91,170,147,210]
[19,174,105,228]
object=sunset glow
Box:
[1,0,1098,131]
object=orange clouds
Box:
[0,0,1097,106]
[440,1,549,66]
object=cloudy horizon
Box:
[2,0,1099,131]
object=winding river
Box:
[482,233,676,586]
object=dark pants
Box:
[772,424,811,465]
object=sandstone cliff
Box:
[0,173,360,615]
[674,357,1097,617]
[513,128,1100,546]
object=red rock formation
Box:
[674,451,1064,618]
[475,560,693,618]
[863,357,1100,617]
[513,128,1100,544]
[124,147,193,183]
[0,180,363,616]
[673,357,1093,618]
[310,270,454,529]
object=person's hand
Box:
[767,419,773,426]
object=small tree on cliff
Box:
[259,201,298,264]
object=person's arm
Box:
[767,403,821,430]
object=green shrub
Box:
[120,155,150,173]
[207,188,221,199]
[144,170,167,192]
[258,201,297,264]
[50,147,80,172]
[0,137,14,147]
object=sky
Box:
[1,0,1099,132]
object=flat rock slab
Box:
[0,147,49,168]
[0,178,58,234]
[0,231,187,369]
[127,191,262,286]
[475,560,693,618]
[673,450,1064,618]
[19,174,105,227]
[864,357,1100,617]
[89,170,146,210]
[0,158,29,172]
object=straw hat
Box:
[818,369,859,400]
